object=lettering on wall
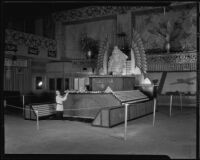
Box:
[5,43,17,52]
[4,58,27,67]
[28,47,39,55]
[48,50,57,58]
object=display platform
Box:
[88,75,135,91]
[63,90,154,127]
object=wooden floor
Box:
[4,106,196,159]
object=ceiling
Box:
[4,3,86,19]
[4,1,172,19]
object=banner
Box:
[28,47,39,55]
[48,50,56,58]
[5,43,17,52]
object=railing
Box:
[146,51,197,71]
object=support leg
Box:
[180,93,183,112]
[36,110,39,130]
[124,103,128,141]
[169,95,173,117]
[22,95,25,117]
[153,98,157,126]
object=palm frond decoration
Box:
[97,35,110,75]
[131,29,147,74]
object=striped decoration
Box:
[131,29,147,74]
[97,35,110,75]
[4,60,32,94]
[146,52,196,71]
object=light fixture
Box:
[38,81,43,87]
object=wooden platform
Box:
[92,99,154,127]
[63,90,154,127]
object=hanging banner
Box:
[48,50,57,58]
[28,47,39,55]
[5,43,17,52]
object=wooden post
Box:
[124,103,129,141]
[63,62,65,91]
[4,100,6,108]
[22,95,25,117]
[36,110,39,130]
[153,98,157,126]
[180,93,183,112]
[169,95,173,117]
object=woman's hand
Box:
[64,90,69,93]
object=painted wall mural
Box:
[148,72,196,95]
[162,72,196,95]
[134,5,196,53]
[170,77,196,85]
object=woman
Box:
[55,90,69,120]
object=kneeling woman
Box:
[55,90,69,120]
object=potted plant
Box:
[80,34,99,59]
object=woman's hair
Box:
[56,90,60,95]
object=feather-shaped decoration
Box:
[97,35,110,75]
[131,29,147,74]
[130,48,141,75]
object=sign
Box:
[28,47,39,55]
[4,58,27,67]
[5,43,17,52]
[48,50,56,58]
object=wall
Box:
[63,18,116,59]
[5,29,58,60]
[53,6,137,60]
[4,58,32,94]
[31,60,48,93]
[46,60,96,91]
[52,3,196,59]
[4,29,58,94]
[46,61,96,75]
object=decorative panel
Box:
[53,6,134,22]
[5,29,57,59]
[146,51,196,71]
[133,5,196,53]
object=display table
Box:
[88,75,135,91]
[63,91,121,119]
[63,90,154,127]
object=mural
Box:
[147,72,196,95]
[162,72,196,95]
[134,6,196,53]
[170,77,196,85]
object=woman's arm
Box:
[63,91,69,101]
